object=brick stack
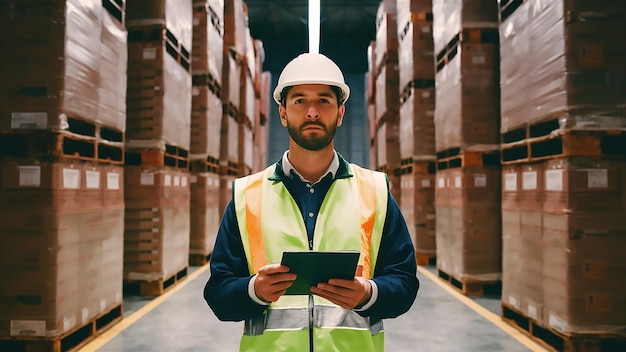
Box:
[188,0,224,266]
[373,0,401,201]
[499,0,626,347]
[396,0,437,265]
[0,1,126,348]
[432,0,502,289]
[124,0,192,294]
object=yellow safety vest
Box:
[233,163,389,352]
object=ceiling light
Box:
[309,0,320,53]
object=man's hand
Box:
[254,264,297,303]
[310,277,372,309]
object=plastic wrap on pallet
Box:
[432,0,498,54]
[399,87,436,159]
[222,50,241,108]
[126,0,193,50]
[259,72,272,123]
[220,112,239,164]
[501,0,626,133]
[434,41,501,152]
[190,85,222,158]
[126,39,192,149]
[0,160,124,337]
[0,0,102,131]
[397,0,433,28]
[192,1,224,82]
[366,42,376,103]
[244,27,256,83]
[253,39,265,94]
[124,166,190,282]
[375,0,398,70]
[398,17,435,92]
[98,8,128,132]
[375,58,400,121]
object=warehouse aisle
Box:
[82,265,546,352]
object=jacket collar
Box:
[268,151,353,182]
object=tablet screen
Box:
[280,250,360,295]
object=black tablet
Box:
[280,250,360,295]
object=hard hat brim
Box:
[273,79,350,105]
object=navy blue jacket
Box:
[204,154,419,325]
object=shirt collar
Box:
[281,150,340,183]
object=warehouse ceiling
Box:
[244,0,381,74]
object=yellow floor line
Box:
[417,266,548,352]
[80,264,211,352]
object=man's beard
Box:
[286,116,338,151]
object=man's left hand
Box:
[310,277,372,309]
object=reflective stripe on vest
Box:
[244,306,384,336]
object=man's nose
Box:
[306,104,319,119]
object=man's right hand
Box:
[254,264,297,303]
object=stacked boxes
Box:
[189,0,224,264]
[397,0,437,262]
[0,0,126,346]
[218,0,246,215]
[123,166,190,284]
[124,0,192,290]
[432,0,502,285]
[498,0,626,344]
[374,0,401,200]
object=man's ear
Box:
[279,105,288,127]
[336,105,345,127]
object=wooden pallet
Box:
[189,252,211,266]
[124,267,189,297]
[501,303,626,352]
[436,147,501,170]
[0,304,122,352]
[400,158,436,175]
[0,118,124,164]
[190,156,220,173]
[501,129,626,164]
[415,252,436,266]
[437,268,501,297]
[125,144,189,169]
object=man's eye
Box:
[294,99,305,104]
[319,99,330,104]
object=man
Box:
[204,53,419,351]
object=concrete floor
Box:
[85,265,545,352]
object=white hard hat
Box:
[273,53,350,105]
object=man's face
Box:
[279,84,345,151]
